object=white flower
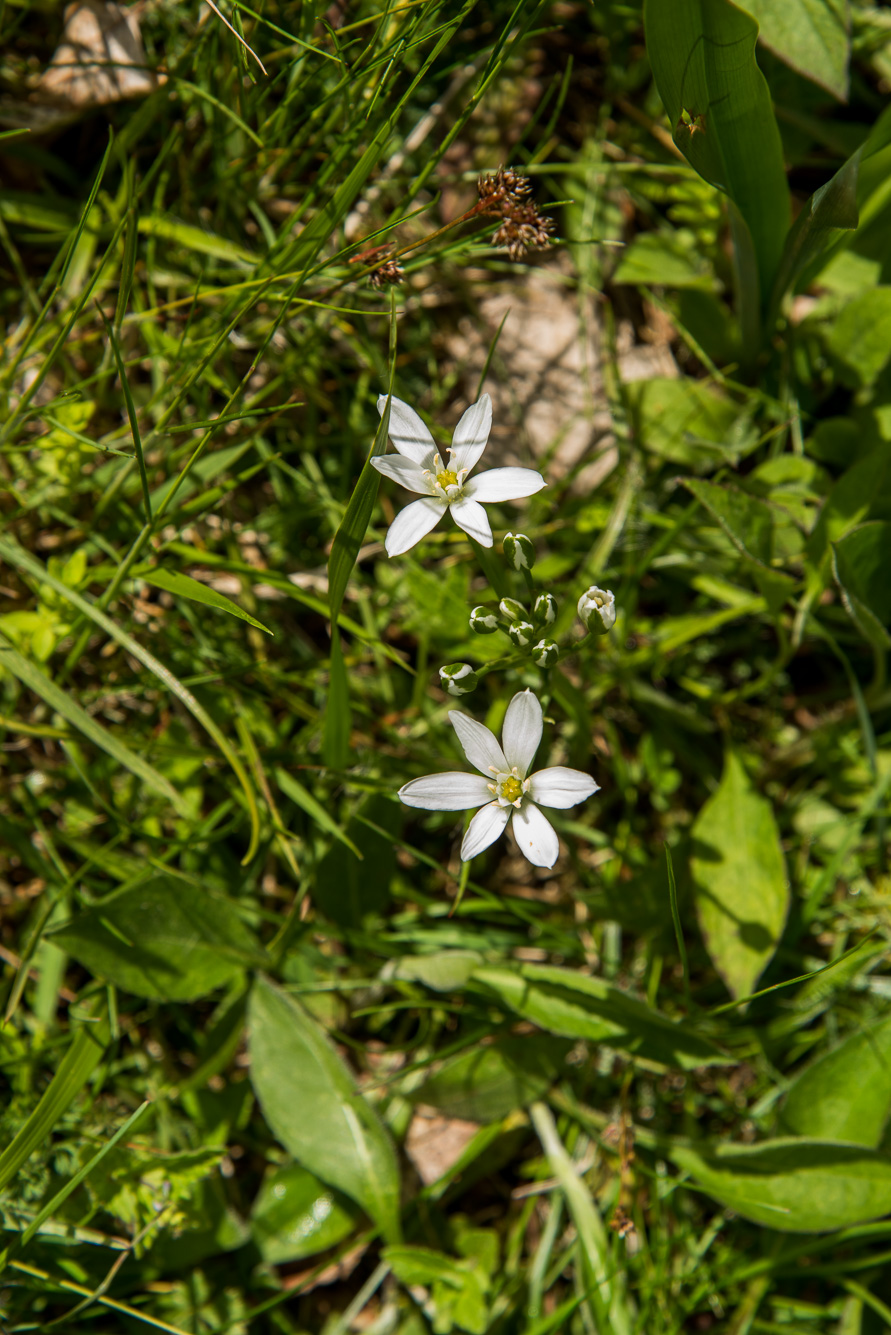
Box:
[398,689,599,868]
[371,394,546,556]
[577,585,616,634]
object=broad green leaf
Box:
[0,999,109,1193]
[743,0,849,99]
[0,632,188,816]
[250,1164,358,1264]
[672,1138,891,1232]
[691,750,789,1000]
[613,231,713,287]
[684,477,779,567]
[472,964,725,1069]
[780,1014,891,1146]
[626,378,744,467]
[415,1037,570,1123]
[767,146,860,318]
[832,523,891,649]
[248,975,401,1242]
[385,1245,491,1335]
[827,287,891,388]
[314,794,398,927]
[394,950,483,992]
[50,875,262,1001]
[644,0,790,319]
[139,567,273,635]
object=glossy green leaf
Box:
[0,999,109,1193]
[415,1037,570,1123]
[744,0,849,99]
[472,964,725,1069]
[672,1138,891,1232]
[250,1164,358,1264]
[644,0,790,319]
[832,523,891,649]
[50,875,262,1001]
[139,566,273,635]
[780,1014,891,1146]
[691,750,789,1000]
[248,975,401,1242]
[0,632,188,816]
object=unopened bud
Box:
[531,638,559,667]
[469,606,498,635]
[533,592,557,626]
[439,662,479,696]
[577,586,616,635]
[508,620,535,648]
[503,532,535,571]
[499,597,527,622]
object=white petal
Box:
[449,496,493,546]
[377,395,437,467]
[511,802,560,868]
[371,455,432,493]
[463,467,547,503]
[529,766,600,809]
[385,497,446,557]
[501,689,543,778]
[461,801,510,860]
[399,772,492,810]
[448,710,508,775]
[449,394,492,474]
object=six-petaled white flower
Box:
[398,689,599,868]
[371,394,546,556]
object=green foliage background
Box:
[1,1,890,1331]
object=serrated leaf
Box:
[139,566,273,634]
[472,964,725,1069]
[672,1138,891,1232]
[51,875,262,1001]
[780,1014,891,1146]
[248,975,401,1242]
[691,750,789,1000]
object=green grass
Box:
[1,2,890,1332]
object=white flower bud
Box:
[439,662,479,696]
[503,532,535,570]
[533,592,557,626]
[508,620,535,648]
[531,638,559,667]
[499,597,527,622]
[577,585,616,635]
[469,606,498,635]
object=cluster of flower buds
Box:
[577,585,617,636]
[477,167,555,262]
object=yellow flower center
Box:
[500,775,523,803]
[436,468,458,489]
